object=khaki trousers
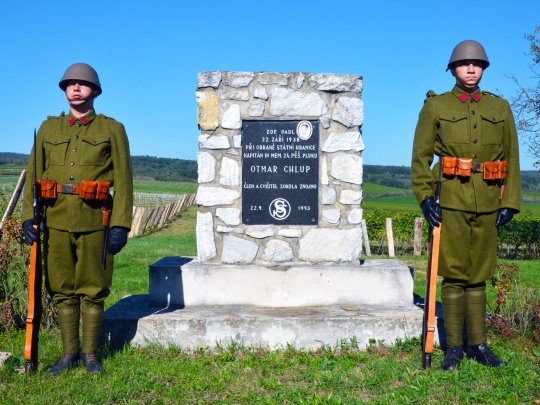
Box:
[438,208,498,286]
[43,228,114,309]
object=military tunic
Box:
[412,86,521,283]
[22,110,133,308]
[22,109,133,231]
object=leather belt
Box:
[57,183,81,195]
[439,157,506,180]
[472,162,484,173]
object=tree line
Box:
[0,153,198,182]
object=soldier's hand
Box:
[495,208,515,227]
[421,196,442,228]
[108,226,129,255]
[22,219,44,245]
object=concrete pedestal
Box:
[101,257,446,350]
[102,295,434,350]
[149,257,415,308]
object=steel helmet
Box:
[447,40,490,71]
[59,63,102,95]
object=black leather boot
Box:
[81,353,104,374]
[441,345,464,370]
[47,353,80,376]
[466,344,506,367]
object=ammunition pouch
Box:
[37,180,57,199]
[80,180,98,200]
[80,180,110,200]
[96,181,110,200]
[440,157,472,177]
[484,161,507,180]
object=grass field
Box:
[1,205,539,404]
[362,184,540,216]
[133,180,198,195]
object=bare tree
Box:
[507,27,540,170]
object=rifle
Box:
[24,129,42,374]
[422,126,444,369]
[102,198,111,267]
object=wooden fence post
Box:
[386,218,395,258]
[139,208,155,235]
[361,219,371,256]
[0,169,26,235]
[129,207,144,238]
[414,217,424,256]
[154,207,163,229]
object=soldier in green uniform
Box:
[412,40,521,370]
[22,63,133,375]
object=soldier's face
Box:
[64,80,99,107]
[452,60,484,89]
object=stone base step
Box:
[149,257,415,308]
[100,295,445,350]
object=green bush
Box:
[364,209,429,255]
[364,208,540,260]
[498,213,540,260]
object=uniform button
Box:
[492,118,495,121]
[70,176,74,180]
[74,135,79,139]
[470,99,473,103]
[473,155,477,159]
[77,123,81,127]
[73,148,77,152]
[473,139,477,143]
[472,111,475,114]
[70,162,75,166]
[473,125,477,129]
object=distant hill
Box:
[1,152,539,188]
[131,155,196,181]
[363,165,411,189]
[0,152,29,166]
[0,153,198,182]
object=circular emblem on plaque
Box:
[269,198,291,221]
[296,120,312,140]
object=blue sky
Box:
[1,0,538,169]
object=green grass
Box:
[133,180,198,195]
[361,183,540,217]
[1,330,539,404]
[1,203,540,404]
[361,194,422,213]
[362,183,411,198]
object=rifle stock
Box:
[422,223,441,369]
[24,129,42,374]
[422,125,444,369]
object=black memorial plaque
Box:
[242,120,319,225]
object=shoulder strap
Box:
[426,90,437,98]
[482,90,501,98]
[46,111,65,120]
[98,113,117,121]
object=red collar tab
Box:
[458,93,481,103]
[68,117,91,126]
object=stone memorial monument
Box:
[196,71,364,265]
[101,72,434,351]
